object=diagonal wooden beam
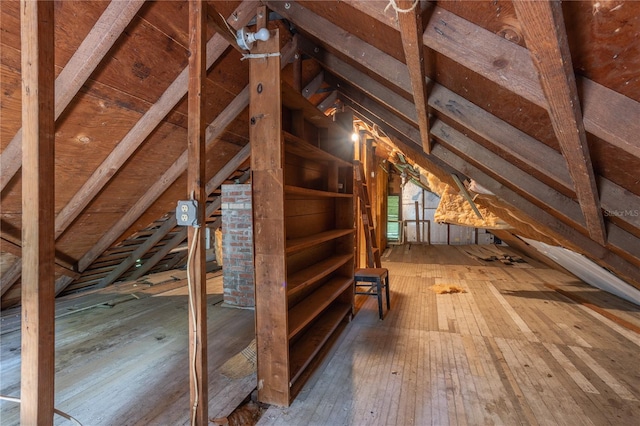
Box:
[345,0,640,160]
[95,217,180,288]
[53,1,256,239]
[20,0,55,422]
[514,0,606,245]
[0,0,145,193]
[67,38,298,289]
[127,171,249,282]
[396,0,431,152]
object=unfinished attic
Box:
[1,0,640,424]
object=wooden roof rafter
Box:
[513,0,607,246]
[54,38,298,295]
[395,0,432,153]
[0,0,145,193]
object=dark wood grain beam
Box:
[396,0,431,152]
[20,0,55,422]
[0,0,145,193]
[514,0,606,245]
[187,0,208,423]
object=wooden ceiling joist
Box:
[19,0,55,422]
[396,0,431,152]
[0,0,145,193]
[343,80,640,281]
[514,0,606,246]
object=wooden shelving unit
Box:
[251,78,355,406]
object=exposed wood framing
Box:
[250,16,288,405]
[299,33,640,246]
[20,0,55,423]
[342,83,640,280]
[347,1,640,159]
[396,0,431,152]
[62,39,296,295]
[514,0,606,245]
[53,1,256,240]
[0,0,145,193]
[187,0,208,423]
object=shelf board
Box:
[285,185,353,198]
[288,276,353,339]
[288,254,354,298]
[284,132,352,168]
[286,229,354,254]
[289,302,351,387]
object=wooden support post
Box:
[20,0,55,424]
[187,0,208,423]
[251,6,288,405]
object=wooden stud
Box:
[187,0,208,423]
[20,0,55,423]
[513,0,606,245]
[0,0,145,193]
[250,7,289,404]
[396,0,431,152]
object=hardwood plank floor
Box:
[0,273,256,425]
[260,245,640,425]
[2,245,639,425]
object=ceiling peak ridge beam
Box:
[305,41,640,234]
[0,0,145,193]
[58,39,298,295]
[396,0,432,153]
[514,0,606,246]
[344,1,640,160]
[53,0,257,241]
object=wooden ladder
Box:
[354,160,382,268]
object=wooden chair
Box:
[354,268,390,319]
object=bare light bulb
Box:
[236,27,271,51]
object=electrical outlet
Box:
[176,200,200,227]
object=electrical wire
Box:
[186,225,200,426]
[0,394,83,425]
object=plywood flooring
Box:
[260,245,640,425]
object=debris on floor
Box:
[431,284,467,294]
